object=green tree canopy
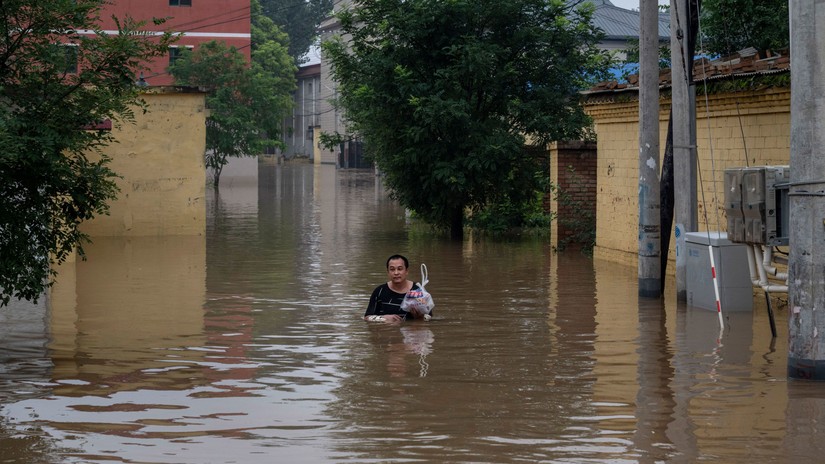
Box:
[700,0,789,57]
[0,0,175,306]
[169,1,296,186]
[259,0,333,62]
[323,0,611,238]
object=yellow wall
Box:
[585,87,791,269]
[49,235,207,394]
[81,88,207,237]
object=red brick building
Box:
[95,0,251,85]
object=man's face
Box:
[387,258,408,284]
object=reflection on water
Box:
[1,163,824,463]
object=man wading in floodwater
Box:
[364,255,432,322]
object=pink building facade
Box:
[97,0,251,86]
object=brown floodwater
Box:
[1,163,823,463]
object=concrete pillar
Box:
[671,0,698,301]
[787,1,825,380]
[638,0,661,297]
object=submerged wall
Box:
[81,88,207,237]
[584,86,791,268]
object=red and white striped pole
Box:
[708,245,724,329]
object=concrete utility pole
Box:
[638,0,661,297]
[670,0,698,301]
[787,1,825,380]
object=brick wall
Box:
[584,87,791,268]
[549,141,598,250]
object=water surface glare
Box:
[1,163,823,463]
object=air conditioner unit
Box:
[723,166,790,245]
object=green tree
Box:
[323,0,611,239]
[259,0,333,62]
[700,0,789,57]
[169,1,296,187]
[0,0,175,306]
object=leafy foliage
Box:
[169,1,296,186]
[467,190,554,236]
[259,0,333,62]
[0,0,175,306]
[700,0,789,57]
[323,0,611,238]
[467,151,553,235]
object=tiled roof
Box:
[587,48,791,93]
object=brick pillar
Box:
[549,141,598,251]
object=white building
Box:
[281,0,669,166]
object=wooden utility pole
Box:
[787,1,825,380]
[670,0,698,301]
[638,0,661,298]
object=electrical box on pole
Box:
[724,166,790,246]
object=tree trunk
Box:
[449,207,464,241]
[213,165,223,189]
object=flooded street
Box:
[1,163,824,463]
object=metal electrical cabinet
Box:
[765,167,790,246]
[724,165,790,245]
[685,232,754,312]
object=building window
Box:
[168,46,192,66]
[169,0,192,6]
[53,44,78,74]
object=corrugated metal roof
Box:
[585,49,790,94]
[585,0,670,40]
[299,44,322,66]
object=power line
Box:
[165,5,250,30]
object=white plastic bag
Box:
[401,264,434,315]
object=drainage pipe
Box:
[752,244,789,293]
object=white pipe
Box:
[762,246,778,276]
[754,245,769,286]
[762,246,789,281]
[752,245,789,292]
[764,284,789,292]
[747,244,761,286]
[766,246,789,280]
